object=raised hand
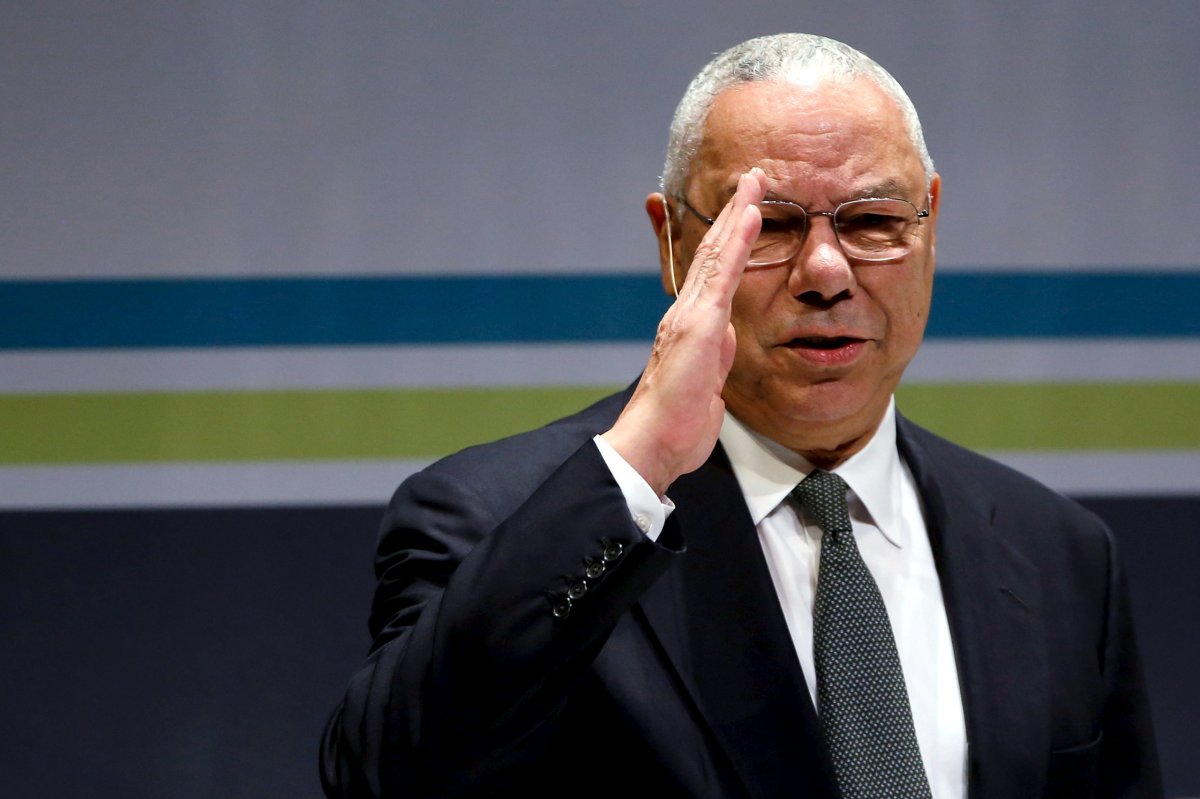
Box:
[601,168,767,496]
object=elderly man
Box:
[321,34,1161,799]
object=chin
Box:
[730,379,878,441]
[785,377,876,416]
[779,398,873,430]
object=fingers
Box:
[678,168,766,304]
[598,169,766,493]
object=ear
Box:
[645,192,681,297]
[926,172,942,256]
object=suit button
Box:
[602,542,624,562]
[567,581,588,600]
[551,598,572,619]
[585,560,606,579]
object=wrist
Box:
[599,426,673,498]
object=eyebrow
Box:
[849,179,914,200]
[760,179,920,206]
[712,178,920,206]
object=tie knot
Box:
[792,470,853,534]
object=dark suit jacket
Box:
[321,386,1161,798]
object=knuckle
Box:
[655,316,673,339]
[694,240,723,267]
[654,312,682,343]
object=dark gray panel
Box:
[1,497,1197,796]
[0,506,380,799]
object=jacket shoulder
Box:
[898,415,1109,534]
[391,387,630,516]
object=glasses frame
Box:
[677,195,931,265]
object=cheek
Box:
[879,280,933,354]
[728,280,779,356]
[870,259,933,322]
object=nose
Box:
[785,215,855,305]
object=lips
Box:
[790,336,858,350]
[782,335,867,365]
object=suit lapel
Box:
[637,446,839,799]
[611,393,1050,796]
[897,417,1050,799]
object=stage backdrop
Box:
[1,2,1197,797]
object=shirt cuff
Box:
[592,435,674,542]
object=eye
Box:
[839,210,902,229]
[757,203,805,235]
[837,201,913,240]
[758,217,793,233]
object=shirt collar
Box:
[718,398,907,548]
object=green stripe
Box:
[2,383,1197,465]
[0,387,618,465]
[895,382,1200,451]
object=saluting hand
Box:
[601,168,767,497]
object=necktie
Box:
[792,470,932,799]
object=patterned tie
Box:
[792,470,932,799]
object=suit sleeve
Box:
[319,440,685,798]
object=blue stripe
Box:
[1,272,1196,349]
[928,272,1200,338]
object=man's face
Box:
[657,77,940,457]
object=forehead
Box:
[690,77,924,202]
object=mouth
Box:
[782,335,867,365]
[787,336,861,350]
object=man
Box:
[321,34,1161,798]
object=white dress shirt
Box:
[596,398,967,798]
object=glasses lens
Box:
[834,199,920,261]
[749,202,807,265]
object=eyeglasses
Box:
[678,195,931,265]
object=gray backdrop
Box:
[6,1,1200,279]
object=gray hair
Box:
[662,33,935,201]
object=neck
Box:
[793,424,879,470]
[732,405,891,471]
